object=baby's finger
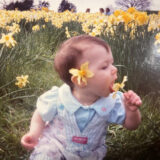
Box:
[124,90,135,100]
[123,92,130,99]
[130,97,142,107]
[128,90,135,96]
[130,95,139,104]
[135,99,142,106]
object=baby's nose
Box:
[111,66,117,75]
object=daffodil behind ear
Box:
[112,76,127,98]
[69,62,94,86]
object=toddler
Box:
[21,35,142,160]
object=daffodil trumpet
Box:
[112,76,128,98]
[69,62,94,86]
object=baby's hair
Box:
[54,35,110,88]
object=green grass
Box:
[105,95,160,160]
[0,100,31,160]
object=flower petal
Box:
[86,70,94,77]
[82,77,87,85]
[81,62,89,70]
[69,68,79,76]
[77,76,81,85]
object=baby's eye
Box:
[101,66,108,70]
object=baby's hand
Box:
[21,132,38,150]
[123,90,142,112]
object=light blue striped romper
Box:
[30,84,125,160]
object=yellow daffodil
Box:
[6,23,20,34]
[0,33,17,48]
[44,17,49,22]
[15,75,29,88]
[41,7,49,12]
[127,7,137,14]
[136,12,149,26]
[112,76,128,98]
[122,13,133,25]
[69,62,94,85]
[32,25,40,31]
[65,27,71,38]
[114,9,124,17]
[154,33,160,45]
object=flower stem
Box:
[0,44,5,59]
[121,88,127,93]
[0,79,16,90]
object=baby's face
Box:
[78,44,117,99]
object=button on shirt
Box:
[37,84,126,131]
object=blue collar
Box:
[58,84,116,116]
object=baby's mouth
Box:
[109,75,117,93]
[109,82,115,93]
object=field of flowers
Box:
[0,7,160,160]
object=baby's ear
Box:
[71,76,86,88]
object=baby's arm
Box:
[123,90,142,130]
[21,109,45,150]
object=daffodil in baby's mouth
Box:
[112,76,128,98]
[69,62,94,85]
